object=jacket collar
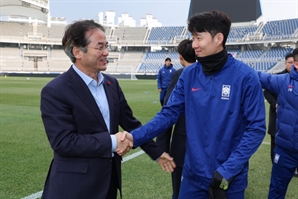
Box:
[290,66,298,80]
[67,66,108,131]
[164,64,173,69]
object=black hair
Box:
[177,39,196,63]
[165,57,171,62]
[62,20,105,63]
[285,53,294,60]
[188,10,231,48]
[293,48,298,62]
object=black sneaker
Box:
[294,171,298,177]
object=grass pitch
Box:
[0,76,297,199]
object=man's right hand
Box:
[115,131,133,156]
[120,131,134,143]
[208,170,234,199]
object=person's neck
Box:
[183,61,195,67]
[76,64,99,82]
[196,48,228,75]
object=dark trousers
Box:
[106,158,119,199]
[156,127,172,153]
[159,89,168,106]
[270,135,276,164]
[172,166,183,199]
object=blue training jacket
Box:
[258,66,298,152]
[157,64,176,89]
[131,54,266,193]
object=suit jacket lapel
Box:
[102,76,115,134]
[67,67,108,131]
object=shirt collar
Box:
[72,64,104,86]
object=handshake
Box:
[115,131,176,172]
[115,131,134,156]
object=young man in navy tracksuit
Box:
[122,10,266,199]
[157,57,176,106]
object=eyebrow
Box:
[193,33,203,37]
[97,42,108,45]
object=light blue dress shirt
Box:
[72,64,117,153]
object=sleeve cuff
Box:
[111,134,116,152]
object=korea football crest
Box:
[221,85,231,100]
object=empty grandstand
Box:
[0,2,298,77]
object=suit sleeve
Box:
[263,89,277,108]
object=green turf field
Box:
[0,76,297,199]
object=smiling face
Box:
[285,56,294,72]
[73,28,109,76]
[191,31,224,58]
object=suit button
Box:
[109,159,112,163]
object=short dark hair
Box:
[165,57,171,62]
[292,48,298,62]
[285,53,294,60]
[187,10,231,48]
[62,20,105,63]
[177,39,196,63]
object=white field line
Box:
[21,141,270,199]
[20,150,145,199]
[21,191,43,199]
[122,150,145,162]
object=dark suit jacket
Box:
[263,69,288,137]
[156,68,186,167]
[40,66,163,199]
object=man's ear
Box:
[179,54,185,66]
[215,33,224,46]
[294,61,298,70]
[179,54,183,61]
[73,46,82,60]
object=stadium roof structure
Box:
[0,0,49,23]
[188,0,262,23]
